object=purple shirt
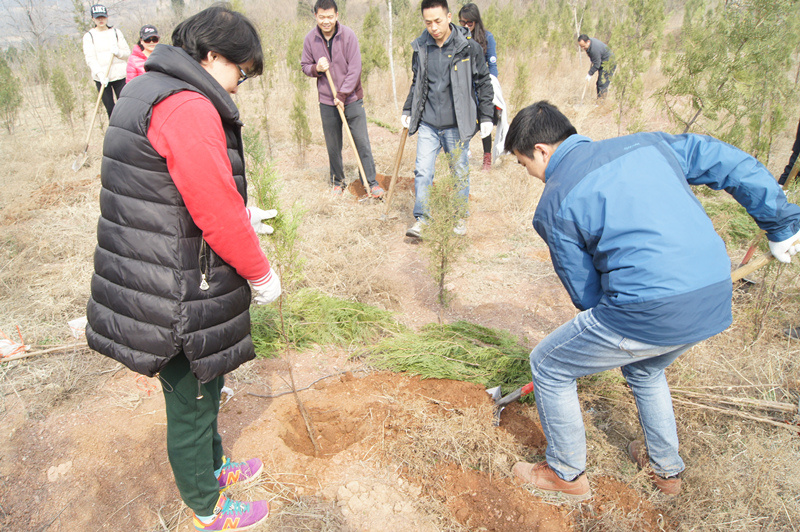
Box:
[301,23,364,106]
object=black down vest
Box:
[86,45,255,383]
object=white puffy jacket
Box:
[82,27,131,83]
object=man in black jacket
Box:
[578,34,615,98]
[401,0,494,238]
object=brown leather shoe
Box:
[627,440,682,495]
[512,461,592,501]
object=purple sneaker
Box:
[194,495,269,531]
[216,456,263,492]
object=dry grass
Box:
[2,5,800,530]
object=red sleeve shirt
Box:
[147,91,270,282]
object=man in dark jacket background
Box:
[578,34,615,98]
[402,0,494,238]
[301,0,384,198]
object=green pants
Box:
[160,353,225,515]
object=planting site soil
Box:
[3,33,800,530]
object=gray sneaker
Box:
[406,218,425,239]
[454,219,467,235]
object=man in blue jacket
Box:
[504,101,800,500]
[401,0,494,238]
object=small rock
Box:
[346,480,361,493]
[348,495,364,513]
[337,485,353,502]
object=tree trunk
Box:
[388,1,398,112]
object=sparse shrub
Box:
[0,56,22,133]
[421,155,469,307]
[360,4,389,83]
[50,67,76,128]
[612,0,666,133]
[244,127,306,291]
[510,59,530,114]
[660,0,798,161]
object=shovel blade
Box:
[72,152,88,172]
[486,385,502,403]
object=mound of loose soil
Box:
[0,345,664,531]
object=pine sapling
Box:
[421,152,469,307]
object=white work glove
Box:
[585,74,592,82]
[111,45,121,58]
[250,270,281,305]
[100,76,109,87]
[401,114,411,129]
[768,229,800,263]
[480,121,493,139]
[247,206,277,235]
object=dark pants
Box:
[596,63,616,98]
[319,99,377,188]
[160,353,224,515]
[94,78,126,118]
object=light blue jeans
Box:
[413,122,470,220]
[530,308,694,481]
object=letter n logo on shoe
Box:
[223,470,240,486]
[222,517,240,529]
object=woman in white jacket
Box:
[82,4,130,117]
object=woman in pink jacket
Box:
[126,25,159,82]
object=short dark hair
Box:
[578,34,590,42]
[172,4,263,76]
[314,0,338,13]
[421,0,449,14]
[505,101,577,158]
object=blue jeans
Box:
[529,309,693,480]
[413,122,470,220]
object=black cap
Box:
[139,25,159,40]
[90,4,107,18]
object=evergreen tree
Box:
[361,4,389,82]
[0,56,22,133]
[611,0,666,133]
[50,67,76,128]
[661,0,799,161]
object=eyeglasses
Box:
[237,65,249,85]
[459,19,475,27]
[143,36,159,43]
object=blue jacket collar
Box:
[545,134,592,182]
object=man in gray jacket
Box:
[402,0,494,238]
[578,34,615,98]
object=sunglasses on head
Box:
[143,36,159,43]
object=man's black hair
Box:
[172,4,263,76]
[421,0,449,14]
[505,101,577,158]
[578,34,590,42]
[314,0,338,13]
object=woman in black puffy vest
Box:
[86,6,280,529]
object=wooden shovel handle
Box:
[324,70,371,193]
[383,127,408,215]
[730,240,799,282]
